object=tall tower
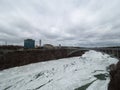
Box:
[39,39,42,47]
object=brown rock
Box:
[108,61,120,90]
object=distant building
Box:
[43,44,54,49]
[24,39,35,49]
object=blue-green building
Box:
[24,39,35,49]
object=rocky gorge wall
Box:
[0,49,67,70]
[0,48,85,70]
[108,60,120,90]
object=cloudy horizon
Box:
[0,0,120,47]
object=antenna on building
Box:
[5,41,7,46]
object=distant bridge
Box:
[67,48,120,59]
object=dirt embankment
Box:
[108,60,120,90]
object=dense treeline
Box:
[0,45,23,50]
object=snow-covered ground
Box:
[0,50,118,90]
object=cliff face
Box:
[108,60,120,90]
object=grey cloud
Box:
[0,0,120,46]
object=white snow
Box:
[0,50,118,90]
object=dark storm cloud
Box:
[0,0,120,46]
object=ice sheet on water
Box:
[0,50,118,90]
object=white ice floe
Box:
[0,50,118,90]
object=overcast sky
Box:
[0,0,120,47]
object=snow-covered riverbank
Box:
[0,50,118,90]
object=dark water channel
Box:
[75,73,108,90]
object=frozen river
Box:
[0,50,118,90]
